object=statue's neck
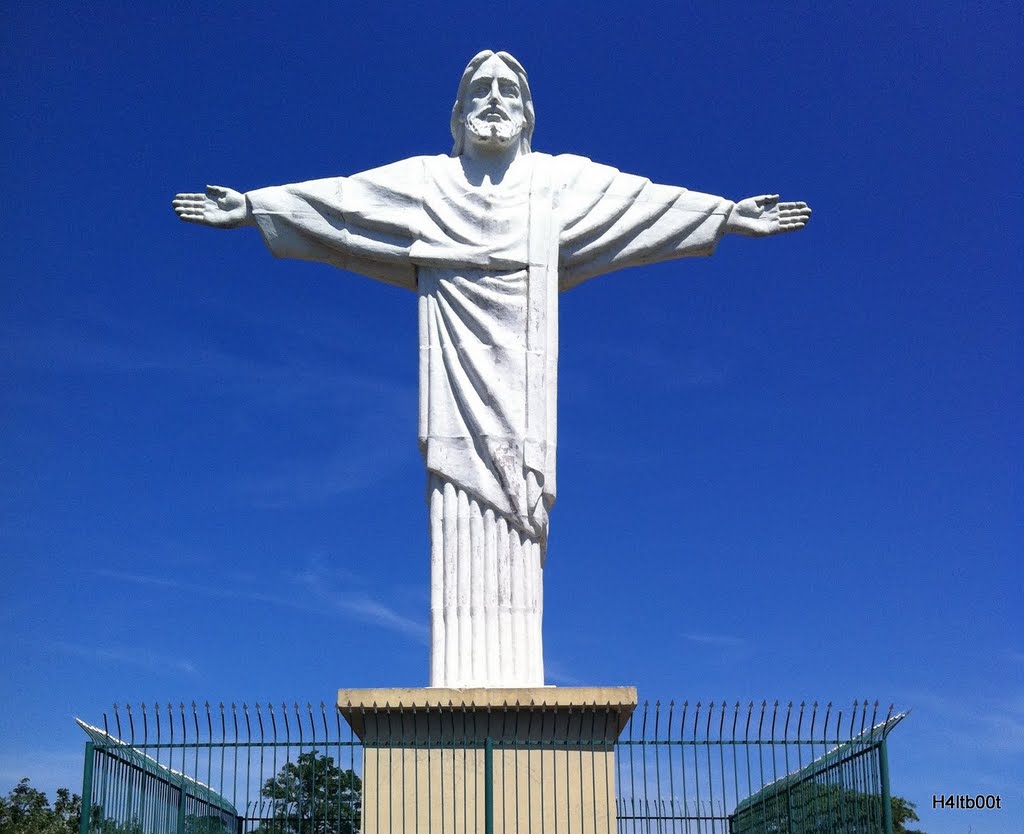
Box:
[459,142,527,187]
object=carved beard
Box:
[465,113,525,148]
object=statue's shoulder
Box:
[355,154,436,177]
[551,152,614,172]
[541,152,617,188]
[344,155,445,197]
[531,152,591,169]
[549,152,590,164]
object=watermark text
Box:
[932,794,1002,810]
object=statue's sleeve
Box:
[246,157,430,291]
[554,156,734,291]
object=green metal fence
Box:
[616,700,905,834]
[77,699,904,834]
[730,712,901,834]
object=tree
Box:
[0,778,80,834]
[182,816,232,834]
[252,751,360,834]
[88,819,142,834]
[892,796,924,834]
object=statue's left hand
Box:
[727,195,811,237]
[172,185,252,229]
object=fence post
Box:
[879,739,894,834]
[484,735,494,834]
[177,783,187,834]
[79,742,94,834]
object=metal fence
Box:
[618,700,905,834]
[77,699,904,834]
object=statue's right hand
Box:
[172,185,251,228]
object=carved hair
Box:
[450,50,535,156]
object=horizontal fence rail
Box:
[77,699,904,834]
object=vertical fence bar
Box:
[879,738,893,834]
[485,735,494,834]
[79,742,94,834]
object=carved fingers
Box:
[728,196,812,236]
[172,192,210,224]
[774,201,812,233]
[172,185,249,228]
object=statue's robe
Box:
[247,152,733,686]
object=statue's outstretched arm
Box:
[725,194,811,237]
[172,185,254,229]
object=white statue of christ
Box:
[174,50,811,689]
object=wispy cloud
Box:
[6,319,417,506]
[5,324,410,400]
[95,563,428,644]
[52,641,198,676]
[545,658,586,686]
[289,562,428,643]
[683,632,746,649]
[239,434,411,508]
[94,567,335,614]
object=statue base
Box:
[337,686,637,834]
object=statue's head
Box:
[451,50,535,157]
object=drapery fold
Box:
[248,152,733,547]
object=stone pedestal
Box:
[337,687,637,834]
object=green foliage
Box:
[733,782,926,834]
[87,818,143,834]
[252,751,361,834]
[892,796,924,834]
[183,815,233,834]
[0,778,81,834]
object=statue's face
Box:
[462,55,526,151]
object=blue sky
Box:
[2,2,1020,832]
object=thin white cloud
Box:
[52,641,198,676]
[3,323,412,403]
[6,323,416,508]
[288,562,428,644]
[334,596,428,643]
[683,632,746,649]
[94,565,427,644]
[544,659,586,686]
[239,434,411,508]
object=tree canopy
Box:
[252,750,361,834]
[0,778,81,834]
[892,796,924,834]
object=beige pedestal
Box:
[338,687,637,834]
